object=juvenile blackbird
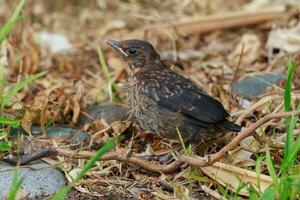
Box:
[107,39,241,144]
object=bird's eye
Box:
[128,48,137,55]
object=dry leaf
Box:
[228,33,261,67]
[199,159,272,196]
[222,136,258,168]
[174,184,192,200]
[152,191,178,200]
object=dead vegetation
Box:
[0,0,300,199]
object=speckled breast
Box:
[123,77,181,139]
[124,80,159,132]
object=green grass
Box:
[176,127,192,156]
[97,45,121,102]
[210,60,299,199]
[0,0,26,100]
[0,0,45,152]
[0,0,51,199]
[284,60,296,112]
[283,60,297,160]
[255,155,264,194]
[260,60,300,200]
[0,117,20,128]
[0,139,12,152]
[0,71,45,152]
[8,169,23,200]
[0,0,28,155]
[0,0,26,44]
[0,71,45,153]
[51,137,117,200]
[1,71,46,108]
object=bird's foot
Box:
[138,152,175,164]
[158,153,175,164]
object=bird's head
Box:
[107,39,161,72]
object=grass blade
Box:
[97,45,111,82]
[1,71,46,107]
[281,114,299,172]
[0,140,11,152]
[74,137,116,182]
[0,44,6,102]
[0,116,20,127]
[0,0,27,105]
[8,168,22,200]
[255,156,264,193]
[249,186,259,200]
[52,137,117,200]
[97,45,120,102]
[176,127,188,154]
[265,147,280,198]
[284,133,300,170]
[260,187,274,200]
[284,60,296,112]
[265,147,277,183]
[0,0,26,44]
[51,185,72,200]
[283,60,297,162]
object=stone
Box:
[35,31,73,53]
[78,104,130,125]
[45,127,91,145]
[11,126,91,146]
[0,161,65,199]
[232,72,285,100]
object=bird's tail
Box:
[218,120,241,132]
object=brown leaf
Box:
[200,160,272,196]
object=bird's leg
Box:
[158,143,198,164]
[125,130,136,157]
[138,144,180,164]
[137,143,156,160]
[139,149,177,164]
[158,151,177,164]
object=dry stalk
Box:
[126,7,285,39]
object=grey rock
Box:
[232,72,285,100]
[78,104,130,125]
[0,161,65,199]
[35,31,73,54]
[11,126,91,145]
[45,127,90,144]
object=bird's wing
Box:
[145,76,229,124]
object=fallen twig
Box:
[1,148,57,165]
[126,6,285,39]
[55,148,183,174]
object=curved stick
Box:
[55,148,183,174]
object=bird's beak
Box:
[106,39,128,57]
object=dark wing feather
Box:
[145,72,229,124]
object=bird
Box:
[106,39,241,145]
